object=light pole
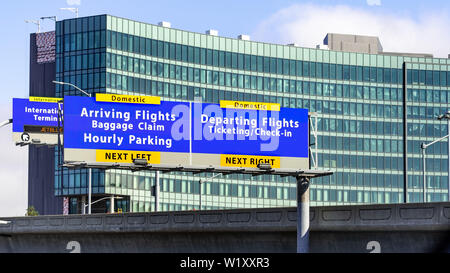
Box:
[421,134,448,203]
[52,80,93,214]
[57,98,64,211]
[155,171,160,211]
[132,158,160,212]
[83,196,123,214]
[0,119,12,128]
[438,111,450,202]
[41,16,57,22]
[25,19,41,33]
[198,173,222,210]
[53,81,90,97]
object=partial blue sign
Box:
[12,98,60,133]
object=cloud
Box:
[366,0,381,6]
[66,0,81,5]
[252,3,450,58]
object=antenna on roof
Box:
[25,19,41,33]
[60,7,79,18]
[41,16,57,22]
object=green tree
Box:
[25,206,39,216]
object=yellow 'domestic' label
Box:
[96,150,161,164]
[96,93,160,105]
[219,100,280,111]
[29,96,61,103]
[220,154,280,168]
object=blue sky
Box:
[2,0,450,102]
[0,0,449,216]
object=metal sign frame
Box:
[63,161,332,178]
[63,160,332,254]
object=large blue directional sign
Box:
[191,102,309,158]
[63,95,309,169]
[64,96,190,152]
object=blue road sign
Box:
[191,102,309,158]
[12,98,60,133]
[63,96,190,153]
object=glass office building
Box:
[54,15,450,214]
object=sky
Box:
[0,0,449,217]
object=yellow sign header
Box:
[220,154,280,169]
[29,96,61,103]
[220,100,280,111]
[96,94,160,105]
[96,150,161,164]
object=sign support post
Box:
[296,176,310,253]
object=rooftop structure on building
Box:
[322,33,434,58]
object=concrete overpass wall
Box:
[0,202,449,253]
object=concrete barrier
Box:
[0,202,449,253]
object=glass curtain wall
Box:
[54,15,450,213]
